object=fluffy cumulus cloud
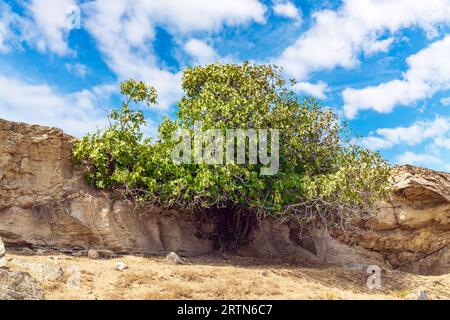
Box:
[358,117,450,170]
[0,74,114,137]
[11,0,265,55]
[343,36,450,118]
[0,2,13,51]
[0,1,32,52]
[0,0,268,141]
[434,136,450,150]
[144,0,266,32]
[273,1,301,21]
[292,81,328,99]
[184,39,218,66]
[65,63,88,77]
[362,37,395,55]
[396,151,445,167]
[81,0,266,109]
[359,117,450,170]
[359,117,450,150]
[0,0,80,55]
[25,0,77,55]
[1,0,266,108]
[275,0,450,80]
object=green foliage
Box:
[73,79,157,190]
[74,64,391,227]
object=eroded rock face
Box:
[0,119,213,256]
[246,166,450,275]
[246,222,386,269]
[353,166,450,275]
[0,119,448,275]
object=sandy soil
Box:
[5,252,450,300]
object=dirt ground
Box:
[5,252,450,300]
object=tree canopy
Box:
[73,62,391,229]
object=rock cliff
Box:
[248,165,449,275]
[0,119,213,256]
[0,119,448,275]
[352,166,449,275]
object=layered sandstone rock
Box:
[246,166,450,275]
[0,118,448,275]
[0,119,213,256]
[352,166,449,275]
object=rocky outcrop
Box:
[246,222,386,268]
[246,166,450,275]
[349,166,450,275]
[0,119,448,275]
[0,119,213,256]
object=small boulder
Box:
[0,269,44,300]
[87,249,99,260]
[166,252,183,265]
[115,261,128,271]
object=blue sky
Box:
[0,0,450,172]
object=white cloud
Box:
[359,117,450,150]
[440,96,450,105]
[0,2,13,51]
[273,1,301,21]
[1,0,266,108]
[0,74,114,137]
[82,0,266,109]
[144,0,266,32]
[0,0,78,55]
[434,137,450,150]
[184,39,218,65]
[343,36,450,118]
[397,151,444,166]
[4,0,266,90]
[359,117,450,171]
[276,0,450,80]
[0,1,30,52]
[65,63,89,77]
[362,37,395,55]
[25,0,76,55]
[81,0,266,45]
[82,2,181,109]
[292,81,328,99]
